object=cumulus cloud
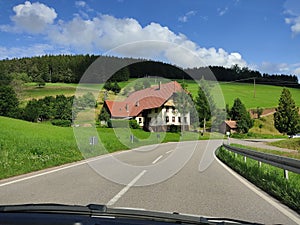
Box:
[10,1,57,33]
[2,1,246,68]
[285,16,300,35]
[284,0,300,36]
[48,14,246,68]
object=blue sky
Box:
[0,0,300,80]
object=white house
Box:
[103,81,190,132]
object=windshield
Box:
[0,1,300,225]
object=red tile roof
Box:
[105,81,183,118]
[225,120,237,129]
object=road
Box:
[0,140,299,224]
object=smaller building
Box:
[219,120,237,134]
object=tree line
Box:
[0,85,96,127]
[0,55,298,87]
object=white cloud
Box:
[285,15,300,35]
[178,10,197,23]
[1,2,246,68]
[284,0,300,36]
[47,14,246,68]
[75,1,86,8]
[10,1,57,33]
[218,7,228,16]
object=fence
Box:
[222,144,300,179]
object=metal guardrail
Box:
[222,144,300,178]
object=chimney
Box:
[158,81,161,90]
[125,104,129,112]
[135,101,139,107]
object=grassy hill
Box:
[21,80,300,110]
[0,116,83,179]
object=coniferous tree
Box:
[274,88,300,135]
[230,98,253,133]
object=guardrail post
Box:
[284,170,289,180]
[258,161,262,168]
[234,153,237,158]
[244,156,247,163]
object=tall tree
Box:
[274,88,300,135]
[0,85,19,118]
[195,86,210,132]
[230,98,253,133]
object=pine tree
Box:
[274,88,300,135]
[230,98,253,133]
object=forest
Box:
[0,54,298,87]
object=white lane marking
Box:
[107,170,147,206]
[152,155,163,164]
[214,154,300,224]
[0,154,118,187]
[166,150,173,154]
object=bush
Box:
[169,125,181,133]
[129,119,140,129]
[51,119,71,127]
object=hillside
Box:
[20,80,300,110]
[0,116,82,179]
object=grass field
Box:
[21,80,300,110]
[176,79,300,109]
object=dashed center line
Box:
[107,170,147,206]
[166,150,173,154]
[152,155,163,164]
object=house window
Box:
[178,117,181,123]
[166,116,169,123]
[172,117,175,122]
[166,106,169,112]
[184,117,187,123]
[139,118,142,123]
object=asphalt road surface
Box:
[0,140,299,224]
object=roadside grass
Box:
[230,132,286,139]
[0,116,223,180]
[230,143,300,160]
[268,138,300,151]
[0,116,82,180]
[216,146,300,214]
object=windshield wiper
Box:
[0,203,264,225]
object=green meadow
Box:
[22,80,300,110]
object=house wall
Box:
[145,106,190,131]
[135,116,144,126]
